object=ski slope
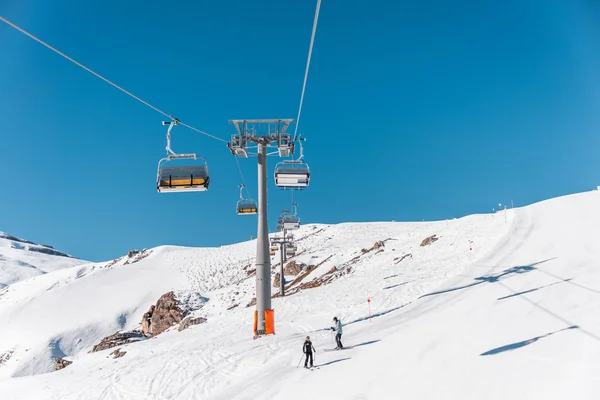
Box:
[0,232,84,287]
[0,192,599,399]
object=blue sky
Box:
[1,0,600,261]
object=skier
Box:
[303,336,316,368]
[331,317,344,349]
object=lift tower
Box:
[228,119,295,336]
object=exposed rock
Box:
[178,316,208,332]
[0,349,14,365]
[246,297,257,307]
[92,331,145,352]
[141,291,208,336]
[420,235,439,247]
[273,272,281,288]
[227,303,239,310]
[394,253,413,264]
[54,357,73,371]
[284,261,302,275]
[150,291,184,335]
[128,249,139,258]
[141,305,155,335]
[110,349,127,359]
[373,240,385,249]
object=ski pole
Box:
[296,353,304,368]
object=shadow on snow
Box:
[480,326,579,356]
[419,258,557,299]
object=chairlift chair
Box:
[270,251,276,256]
[157,120,210,193]
[282,215,300,230]
[274,161,310,189]
[236,185,257,215]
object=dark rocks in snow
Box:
[284,261,302,276]
[227,303,239,310]
[92,331,145,352]
[141,305,155,335]
[394,253,413,264]
[150,292,184,335]
[128,249,140,258]
[28,246,74,258]
[178,316,207,332]
[110,349,127,359]
[146,291,207,335]
[246,297,257,307]
[273,272,281,288]
[53,357,73,371]
[420,235,439,247]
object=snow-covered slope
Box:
[0,232,84,287]
[0,192,599,399]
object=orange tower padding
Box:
[253,310,258,335]
[265,309,275,334]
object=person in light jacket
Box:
[331,317,344,349]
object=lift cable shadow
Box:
[481,326,579,356]
[497,279,572,301]
[419,264,539,299]
[496,280,600,343]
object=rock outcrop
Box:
[284,261,302,275]
[420,235,439,247]
[110,349,127,359]
[273,272,281,288]
[178,316,208,332]
[92,331,145,353]
[54,358,73,371]
[141,305,155,335]
[150,291,184,336]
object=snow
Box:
[0,191,599,399]
[0,232,85,286]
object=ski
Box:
[323,346,353,352]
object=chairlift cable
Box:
[179,121,228,143]
[292,0,322,141]
[0,15,226,144]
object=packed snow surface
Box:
[0,192,599,399]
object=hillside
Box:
[0,192,599,399]
[0,232,84,287]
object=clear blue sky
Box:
[1,0,600,261]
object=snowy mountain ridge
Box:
[0,231,84,287]
[0,191,599,399]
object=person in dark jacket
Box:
[303,336,316,368]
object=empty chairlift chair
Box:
[283,216,300,230]
[156,120,210,193]
[157,162,209,193]
[274,161,310,189]
[237,200,257,215]
[236,185,257,215]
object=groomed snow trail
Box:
[1,192,599,399]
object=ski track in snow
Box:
[1,192,600,399]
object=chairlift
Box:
[283,215,300,230]
[236,185,257,215]
[274,161,310,189]
[270,251,276,256]
[270,246,278,252]
[157,120,210,193]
